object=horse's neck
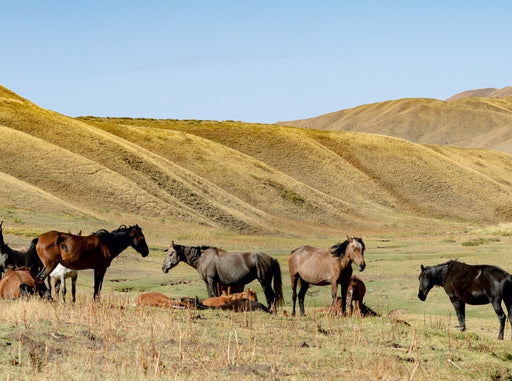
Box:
[102,232,132,257]
[433,264,449,286]
[182,246,203,268]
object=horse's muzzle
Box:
[358,264,366,271]
[162,266,169,274]
[418,291,426,301]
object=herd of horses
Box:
[2,221,512,339]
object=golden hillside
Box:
[278,95,512,154]
[1,85,512,237]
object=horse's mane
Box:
[329,240,350,258]
[93,225,137,240]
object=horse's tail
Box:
[271,258,284,307]
[26,238,43,276]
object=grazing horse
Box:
[48,264,78,303]
[418,260,512,340]
[26,225,149,300]
[288,236,366,316]
[201,289,258,307]
[0,221,28,276]
[162,242,284,312]
[347,275,366,317]
[0,268,48,299]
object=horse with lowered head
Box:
[0,221,28,276]
[0,268,48,299]
[162,242,284,312]
[26,225,149,300]
[418,260,512,340]
[288,236,366,316]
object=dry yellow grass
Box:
[1,84,512,239]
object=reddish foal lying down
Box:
[0,268,47,299]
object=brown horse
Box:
[162,242,284,312]
[202,289,258,307]
[0,268,47,299]
[347,275,366,317]
[288,236,366,316]
[217,282,244,295]
[26,225,149,299]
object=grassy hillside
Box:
[278,96,512,154]
[1,85,512,242]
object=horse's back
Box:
[0,268,37,299]
[288,245,333,282]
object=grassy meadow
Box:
[2,223,512,380]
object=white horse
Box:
[48,264,78,303]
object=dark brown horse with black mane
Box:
[288,236,366,316]
[162,242,284,312]
[418,260,512,340]
[26,225,149,299]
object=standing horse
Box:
[347,275,366,317]
[162,242,284,312]
[288,236,366,317]
[26,225,149,300]
[0,221,28,276]
[48,264,78,303]
[418,260,512,340]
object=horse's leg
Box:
[54,278,61,301]
[71,273,77,303]
[347,289,354,316]
[290,274,299,316]
[93,270,106,300]
[61,276,67,303]
[491,298,507,340]
[46,277,53,299]
[449,296,466,331]
[298,281,309,317]
[260,279,276,313]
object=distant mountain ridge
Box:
[446,86,512,101]
[278,87,512,154]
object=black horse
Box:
[418,260,512,340]
[162,241,284,313]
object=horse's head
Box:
[418,264,434,301]
[346,236,366,271]
[162,241,180,273]
[129,225,149,257]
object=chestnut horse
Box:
[26,225,149,299]
[202,289,258,307]
[288,236,366,316]
[418,260,512,340]
[347,275,366,317]
[0,268,47,299]
[162,242,284,312]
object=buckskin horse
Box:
[162,242,284,312]
[288,236,366,316]
[26,225,149,300]
[418,260,512,340]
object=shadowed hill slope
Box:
[1,85,512,236]
[278,95,512,154]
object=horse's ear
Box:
[421,265,425,271]
[0,220,3,229]
[171,240,175,247]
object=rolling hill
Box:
[1,84,512,240]
[278,88,512,155]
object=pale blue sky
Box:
[2,1,511,123]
